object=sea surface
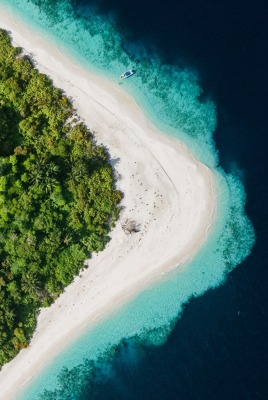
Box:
[1,0,267,399]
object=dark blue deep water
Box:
[68,0,268,399]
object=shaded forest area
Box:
[0,29,122,367]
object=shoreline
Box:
[0,6,217,400]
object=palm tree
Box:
[69,160,88,181]
[30,161,59,193]
[21,273,41,296]
[63,233,73,246]
[41,175,57,193]
[46,162,59,177]
[31,168,43,186]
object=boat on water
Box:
[120,69,134,79]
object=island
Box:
[0,8,215,400]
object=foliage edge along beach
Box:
[0,29,122,367]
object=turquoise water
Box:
[0,1,255,399]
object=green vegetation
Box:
[0,29,122,367]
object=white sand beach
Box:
[0,6,217,400]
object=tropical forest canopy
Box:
[0,29,122,367]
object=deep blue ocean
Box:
[69,1,268,399]
[2,0,268,398]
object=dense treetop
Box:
[0,29,122,367]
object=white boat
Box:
[120,69,134,79]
